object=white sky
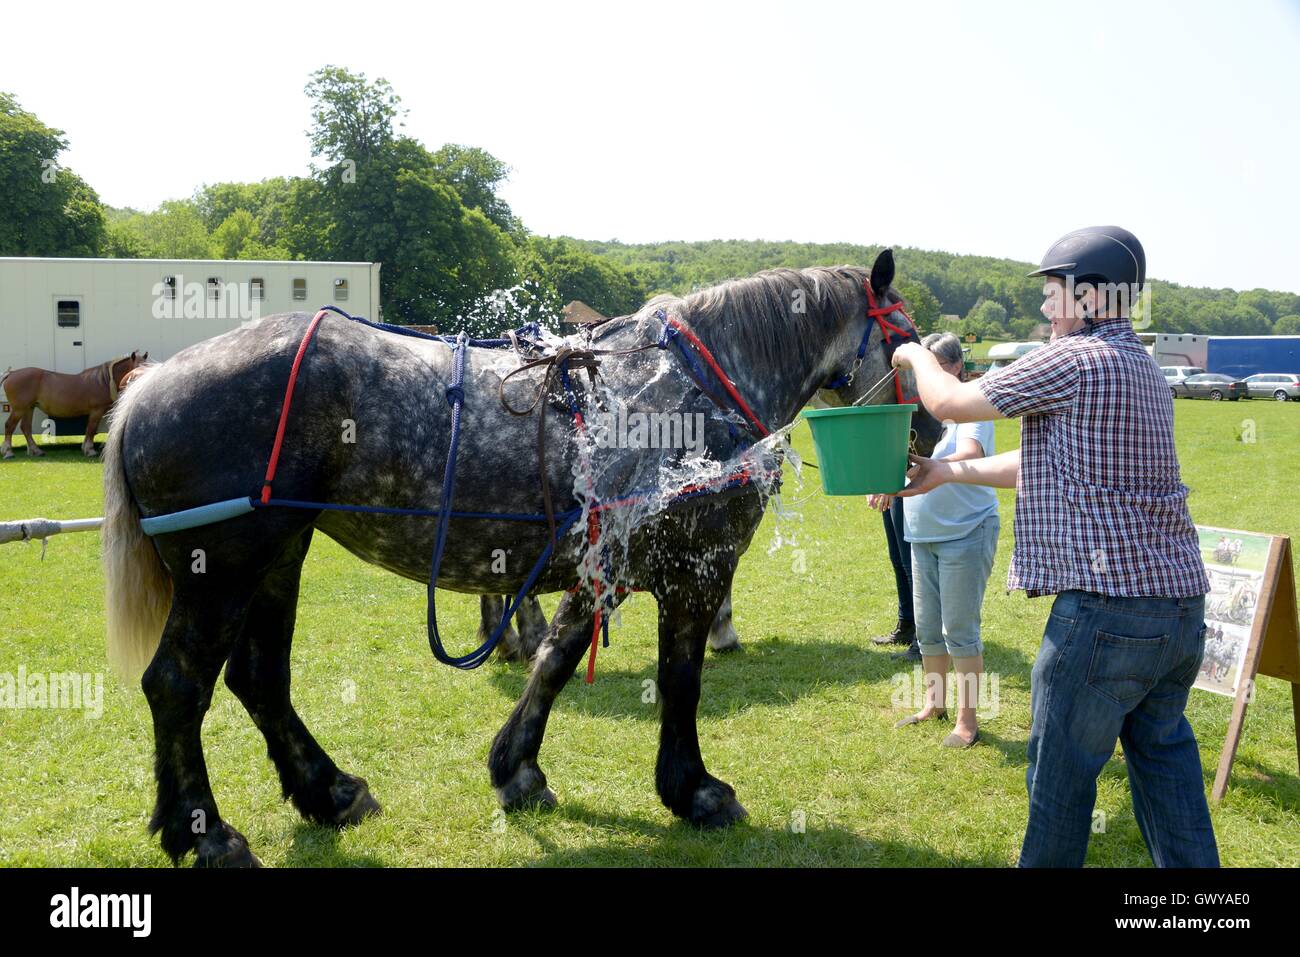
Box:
[4,0,1299,293]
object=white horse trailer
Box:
[1,257,381,436]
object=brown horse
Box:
[1,353,148,459]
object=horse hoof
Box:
[193,825,262,868]
[331,775,382,828]
[28,449,44,458]
[707,628,742,653]
[689,777,748,829]
[496,764,557,812]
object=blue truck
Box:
[1155,334,1300,378]
[1206,337,1300,378]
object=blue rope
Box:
[316,303,541,350]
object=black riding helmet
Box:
[1028,225,1146,288]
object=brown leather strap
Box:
[499,337,661,550]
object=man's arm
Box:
[897,448,1020,497]
[892,343,1004,424]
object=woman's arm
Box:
[897,448,1020,496]
[940,437,987,464]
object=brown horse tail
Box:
[102,364,172,679]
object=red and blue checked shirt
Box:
[976,317,1209,599]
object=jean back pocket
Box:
[1085,629,1171,708]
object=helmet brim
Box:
[1027,262,1077,279]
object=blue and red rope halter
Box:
[823,279,920,403]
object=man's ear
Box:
[870,248,895,298]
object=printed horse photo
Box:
[101,250,941,866]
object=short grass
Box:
[1,398,1297,867]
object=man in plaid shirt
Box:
[893,226,1219,867]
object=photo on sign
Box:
[1195,525,1270,697]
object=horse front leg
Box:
[82,409,104,457]
[705,581,740,653]
[655,552,747,828]
[479,595,524,663]
[488,589,599,811]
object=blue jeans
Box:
[883,497,914,623]
[1018,590,1219,867]
[910,514,999,658]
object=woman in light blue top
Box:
[870,332,1000,748]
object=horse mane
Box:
[623,265,869,374]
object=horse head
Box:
[815,249,944,457]
[112,352,150,393]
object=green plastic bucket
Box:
[801,403,917,495]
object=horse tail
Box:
[102,364,172,679]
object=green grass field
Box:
[2,399,1298,867]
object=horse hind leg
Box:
[19,410,43,456]
[143,583,258,866]
[1,406,17,458]
[223,529,380,830]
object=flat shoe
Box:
[894,709,948,728]
[941,728,980,749]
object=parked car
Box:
[1172,373,1249,401]
[1242,373,1300,401]
[1161,366,1205,395]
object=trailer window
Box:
[56,300,80,328]
[333,278,348,301]
[207,277,221,301]
[162,275,177,300]
[293,278,307,301]
[251,278,265,301]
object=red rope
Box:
[667,317,770,438]
[261,309,328,504]
[864,282,919,404]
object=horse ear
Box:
[131,351,137,360]
[142,351,148,361]
[870,248,895,298]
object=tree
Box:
[962,298,1009,338]
[0,92,106,256]
[430,144,516,233]
[304,66,404,166]
[195,178,295,248]
[210,209,290,260]
[894,279,940,333]
[1273,314,1300,335]
[107,200,212,259]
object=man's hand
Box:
[891,341,926,370]
[866,493,895,512]
[896,453,950,497]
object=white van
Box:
[984,341,1044,369]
